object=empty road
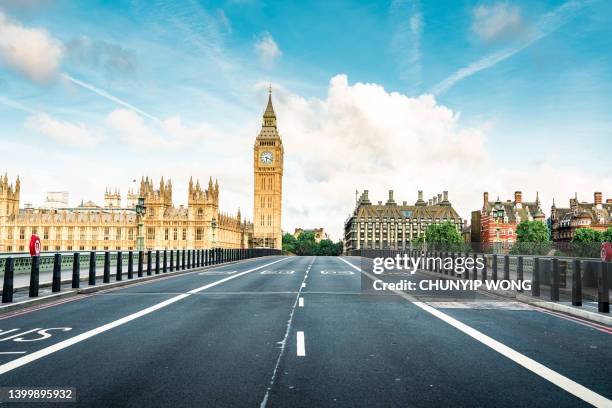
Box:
[0,256,611,407]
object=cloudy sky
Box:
[0,0,611,240]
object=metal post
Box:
[146,250,152,276]
[163,250,167,273]
[532,257,540,297]
[551,258,560,302]
[597,261,609,313]
[182,249,186,270]
[503,255,510,281]
[155,250,160,274]
[187,250,191,270]
[170,250,174,272]
[51,253,61,293]
[72,253,80,288]
[128,251,134,279]
[116,251,123,281]
[572,259,582,306]
[138,251,144,277]
[103,251,111,283]
[2,257,14,303]
[89,252,96,285]
[517,256,524,292]
[492,254,498,281]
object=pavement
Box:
[0,256,610,407]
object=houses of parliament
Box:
[0,91,284,253]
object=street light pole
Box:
[136,197,145,251]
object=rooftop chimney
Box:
[594,192,602,205]
[443,191,448,202]
[418,190,423,201]
[402,201,407,206]
[607,199,612,204]
[386,190,396,205]
[437,194,442,204]
[483,192,489,205]
[514,191,522,205]
[433,196,438,205]
[428,199,432,206]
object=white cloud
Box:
[390,0,423,85]
[254,32,281,68]
[0,11,64,83]
[105,108,216,149]
[26,113,99,147]
[472,2,524,41]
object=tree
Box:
[511,220,550,255]
[572,228,603,258]
[295,231,317,256]
[423,221,462,251]
[316,239,344,256]
[282,233,297,254]
[603,227,612,243]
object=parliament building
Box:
[0,91,284,253]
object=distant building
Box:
[294,228,328,243]
[45,191,69,209]
[344,189,462,252]
[472,191,546,252]
[551,192,612,242]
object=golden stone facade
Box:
[0,173,252,253]
[253,89,284,249]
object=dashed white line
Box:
[0,352,26,355]
[296,331,306,356]
[338,257,612,408]
[298,297,304,307]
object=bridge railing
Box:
[348,249,610,314]
[1,248,283,304]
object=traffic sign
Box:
[29,234,41,257]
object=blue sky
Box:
[0,0,611,239]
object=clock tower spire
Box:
[253,87,284,249]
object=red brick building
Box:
[471,191,546,252]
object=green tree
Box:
[511,220,550,255]
[423,221,462,251]
[603,227,612,243]
[572,228,603,258]
[282,233,297,254]
[295,231,317,256]
[316,239,344,256]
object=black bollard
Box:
[572,259,582,306]
[492,254,498,281]
[103,252,111,283]
[52,253,61,293]
[147,250,152,276]
[116,251,123,281]
[128,251,134,279]
[503,255,510,281]
[551,258,560,302]
[2,257,14,303]
[532,257,540,297]
[597,261,609,313]
[170,250,174,272]
[163,250,167,273]
[517,256,524,292]
[182,250,186,270]
[88,252,96,286]
[187,250,191,270]
[29,255,41,297]
[138,251,144,277]
[72,253,80,289]
[155,250,160,274]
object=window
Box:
[19,228,25,240]
[165,228,169,240]
[149,207,155,217]
[197,208,203,217]
[104,228,110,241]
[173,228,178,240]
[116,228,122,240]
[196,228,203,241]
[128,228,134,240]
[147,228,155,240]
[80,227,86,241]
[182,229,187,240]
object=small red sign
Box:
[29,234,41,257]
[602,242,612,262]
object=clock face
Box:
[260,151,273,164]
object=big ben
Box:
[253,87,284,249]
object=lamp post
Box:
[211,217,217,247]
[136,197,146,251]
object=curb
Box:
[0,257,274,315]
[414,268,612,327]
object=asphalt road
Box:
[0,256,610,407]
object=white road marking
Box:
[0,352,26,355]
[338,257,612,408]
[298,297,304,307]
[301,282,306,288]
[260,256,315,408]
[0,257,290,376]
[296,331,306,356]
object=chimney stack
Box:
[607,198,612,204]
[428,199,432,206]
[483,192,489,205]
[594,192,602,205]
[443,191,448,202]
[402,201,407,206]
[433,196,438,205]
[418,190,423,201]
[514,191,522,204]
[437,194,442,204]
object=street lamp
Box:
[136,197,145,251]
[211,217,217,247]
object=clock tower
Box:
[253,87,284,249]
